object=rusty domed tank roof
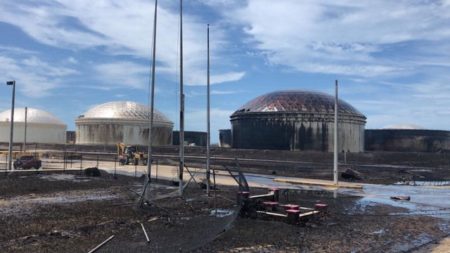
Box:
[232,90,365,118]
[77,101,173,125]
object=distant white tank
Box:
[382,123,424,130]
[0,108,67,144]
[75,101,173,145]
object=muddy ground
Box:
[0,170,449,252]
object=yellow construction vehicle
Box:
[116,143,148,166]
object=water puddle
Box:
[210,208,235,218]
[244,173,450,220]
[394,180,450,186]
[0,189,120,216]
[389,233,434,252]
[244,173,361,195]
[40,174,91,182]
[358,184,450,219]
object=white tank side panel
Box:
[0,122,66,144]
[123,125,146,145]
[76,123,173,146]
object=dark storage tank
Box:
[230,90,366,152]
[365,129,450,152]
[219,129,232,148]
[173,131,207,146]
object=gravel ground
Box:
[0,170,448,253]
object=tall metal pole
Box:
[140,0,158,206]
[23,107,28,152]
[333,80,339,185]
[7,80,16,171]
[147,0,158,183]
[178,0,185,196]
[206,24,211,195]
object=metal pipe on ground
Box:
[140,223,150,243]
[87,235,115,253]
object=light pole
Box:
[178,0,185,196]
[6,80,16,171]
[333,80,339,185]
[23,107,28,152]
[206,24,211,195]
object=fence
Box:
[0,151,171,181]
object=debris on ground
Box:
[84,167,101,177]
[390,195,411,201]
[341,168,363,181]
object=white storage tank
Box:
[0,108,67,144]
[75,101,173,145]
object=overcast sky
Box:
[1,0,449,143]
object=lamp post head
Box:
[6,80,15,85]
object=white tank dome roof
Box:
[78,101,172,124]
[382,123,424,130]
[0,108,66,126]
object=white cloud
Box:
[22,56,78,76]
[211,90,240,95]
[351,74,450,130]
[0,2,108,49]
[186,71,246,86]
[444,0,450,7]
[186,89,241,97]
[212,72,246,84]
[214,0,450,77]
[382,124,424,130]
[67,57,78,64]
[298,63,401,77]
[199,0,241,7]
[94,61,149,90]
[0,0,243,86]
[0,55,77,97]
[0,46,37,55]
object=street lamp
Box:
[23,107,28,152]
[6,80,16,171]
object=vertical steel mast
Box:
[178,0,185,196]
[206,24,211,195]
[24,107,28,152]
[333,80,339,185]
[7,80,15,171]
[140,0,158,206]
[147,0,158,183]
